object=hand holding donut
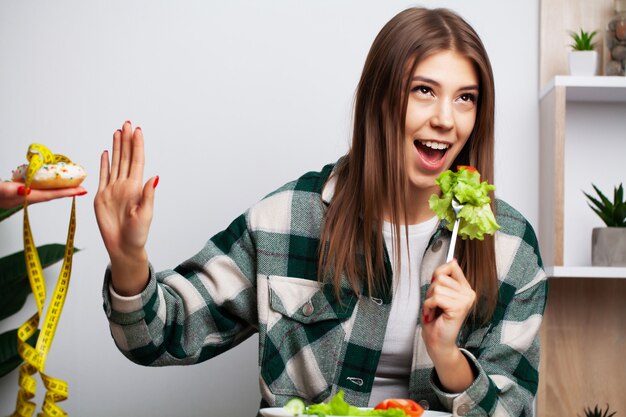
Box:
[94,121,158,296]
[0,181,86,210]
[422,259,477,392]
[3,143,88,210]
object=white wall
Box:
[0,1,539,415]
[563,101,626,266]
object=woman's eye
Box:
[459,93,477,103]
[412,85,433,95]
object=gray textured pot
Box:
[592,227,626,267]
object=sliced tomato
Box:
[456,165,477,173]
[374,398,424,417]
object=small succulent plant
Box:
[584,183,626,227]
[578,404,617,417]
[569,28,598,51]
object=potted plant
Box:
[578,404,616,417]
[584,183,626,266]
[568,28,599,76]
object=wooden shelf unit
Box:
[538,278,626,417]
[538,75,626,272]
[540,76,626,102]
[546,266,626,279]
[537,75,626,417]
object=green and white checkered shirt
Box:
[103,161,548,417]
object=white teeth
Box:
[418,140,449,150]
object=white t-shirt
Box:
[368,216,438,407]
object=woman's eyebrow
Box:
[412,75,439,85]
[459,85,480,92]
[411,75,479,91]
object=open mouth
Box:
[414,140,449,164]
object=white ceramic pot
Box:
[592,227,626,266]
[568,50,598,76]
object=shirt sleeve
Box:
[430,222,548,417]
[102,212,259,366]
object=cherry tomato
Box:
[456,165,477,173]
[374,399,424,417]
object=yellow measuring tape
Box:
[10,144,77,417]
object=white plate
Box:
[259,408,452,417]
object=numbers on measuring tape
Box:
[10,144,77,417]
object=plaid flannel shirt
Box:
[103,161,548,417]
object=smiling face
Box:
[404,50,479,199]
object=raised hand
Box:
[94,121,158,295]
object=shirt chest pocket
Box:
[261,275,357,402]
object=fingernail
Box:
[17,186,31,196]
[136,126,142,131]
[125,120,131,125]
[431,275,435,283]
[153,176,159,189]
[74,190,88,196]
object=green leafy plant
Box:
[569,28,598,51]
[584,183,626,227]
[0,206,78,377]
[578,404,617,417]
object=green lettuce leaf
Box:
[300,390,406,417]
[428,166,500,240]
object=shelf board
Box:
[546,266,626,279]
[540,75,626,102]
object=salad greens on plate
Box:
[284,390,407,416]
[428,166,500,240]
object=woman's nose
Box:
[430,101,453,130]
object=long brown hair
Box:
[318,7,498,323]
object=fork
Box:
[446,197,464,262]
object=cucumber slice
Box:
[284,398,306,415]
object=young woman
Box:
[95,7,547,417]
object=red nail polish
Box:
[431,275,435,283]
[17,186,31,196]
[153,176,159,189]
[136,126,142,131]
[74,190,88,196]
[125,120,131,125]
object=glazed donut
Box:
[12,162,87,189]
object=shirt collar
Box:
[321,173,337,204]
